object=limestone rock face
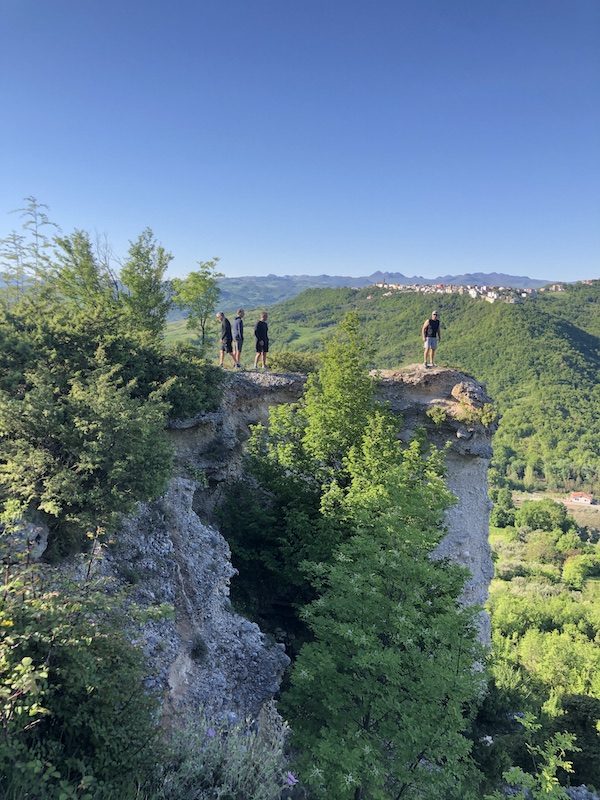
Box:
[110,366,496,719]
[107,476,289,721]
[376,368,497,641]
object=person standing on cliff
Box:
[253,311,269,370]
[422,310,441,367]
[216,311,235,368]
[232,308,245,368]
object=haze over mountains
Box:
[218,271,551,310]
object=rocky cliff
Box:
[106,366,496,722]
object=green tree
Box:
[514,500,574,534]
[220,312,378,616]
[120,228,172,342]
[221,313,484,797]
[282,414,483,800]
[51,229,119,316]
[11,196,59,278]
[484,715,579,800]
[172,259,223,351]
[302,311,375,472]
[0,197,60,305]
[0,351,172,553]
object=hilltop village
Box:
[371,279,594,303]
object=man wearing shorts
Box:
[232,308,245,368]
[253,311,269,370]
[216,311,235,368]
[422,310,441,368]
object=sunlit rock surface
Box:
[109,365,496,719]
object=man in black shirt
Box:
[421,310,441,368]
[216,311,236,368]
[253,311,269,370]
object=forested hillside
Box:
[216,271,549,310]
[264,282,600,493]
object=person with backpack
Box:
[422,310,441,368]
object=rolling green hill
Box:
[215,272,551,311]
[263,281,600,493]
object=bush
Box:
[490,506,516,528]
[267,350,321,374]
[156,709,292,800]
[0,546,162,799]
[160,343,223,419]
[0,355,173,555]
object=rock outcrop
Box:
[107,365,496,720]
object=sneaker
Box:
[252,365,258,370]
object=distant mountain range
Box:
[217,271,551,310]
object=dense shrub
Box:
[0,550,162,799]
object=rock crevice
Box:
[109,366,495,718]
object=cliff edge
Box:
[107,365,496,720]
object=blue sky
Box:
[1,0,598,281]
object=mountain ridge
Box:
[218,271,552,310]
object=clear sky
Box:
[1,0,598,281]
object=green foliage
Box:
[484,715,579,800]
[156,343,223,419]
[562,554,600,590]
[0,352,173,553]
[172,260,223,351]
[0,197,59,296]
[222,314,483,798]
[219,312,380,617]
[285,543,482,799]
[261,281,600,493]
[120,228,172,342]
[426,405,448,425]
[514,499,575,534]
[485,498,600,788]
[156,710,290,800]
[0,548,162,799]
[51,230,119,316]
[302,311,376,471]
[266,350,322,374]
[282,416,482,799]
[490,506,516,528]
[552,695,600,787]
[0,207,224,554]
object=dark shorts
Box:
[256,341,269,353]
[221,342,233,354]
[233,339,243,353]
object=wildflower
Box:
[286,771,299,786]
[207,727,215,738]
